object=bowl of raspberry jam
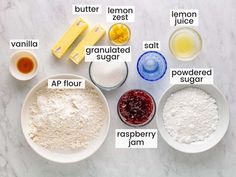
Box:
[117,89,156,127]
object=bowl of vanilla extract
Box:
[9,50,38,81]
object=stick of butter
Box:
[69,25,106,64]
[51,17,88,58]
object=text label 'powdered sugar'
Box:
[116,129,158,148]
[48,79,85,89]
[170,68,214,85]
[85,46,131,62]
[10,39,39,49]
[106,6,135,22]
[170,9,199,26]
[72,5,101,15]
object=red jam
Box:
[117,89,155,126]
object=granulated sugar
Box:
[163,87,219,144]
[29,84,106,151]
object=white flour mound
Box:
[29,84,106,151]
[163,87,219,144]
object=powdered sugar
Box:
[29,84,106,151]
[163,87,219,144]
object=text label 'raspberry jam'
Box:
[117,89,156,127]
[116,129,158,148]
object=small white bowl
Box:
[9,50,38,81]
[21,74,110,163]
[157,84,229,153]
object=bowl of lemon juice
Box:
[169,27,202,61]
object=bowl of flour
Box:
[21,74,110,163]
[157,84,229,153]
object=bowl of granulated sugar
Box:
[157,84,229,153]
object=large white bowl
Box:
[157,84,229,153]
[21,74,110,163]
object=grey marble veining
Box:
[0,0,236,176]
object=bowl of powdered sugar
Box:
[21,74,110,163]
[157,84,229,153]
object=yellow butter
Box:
[51,17,88,58]
[70,25,106,64]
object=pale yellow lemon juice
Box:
[169,28,202,61]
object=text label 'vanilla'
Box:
[10,39,39,49]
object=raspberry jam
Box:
[117,89,155,126]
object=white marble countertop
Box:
[0,0,236,176]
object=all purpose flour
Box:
[29,84,106,151]
[163,87,219,144]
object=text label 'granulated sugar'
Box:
[85,46,131,62]
[116,129,158,148]
[170,68,213,85]
[48,79,85,89]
